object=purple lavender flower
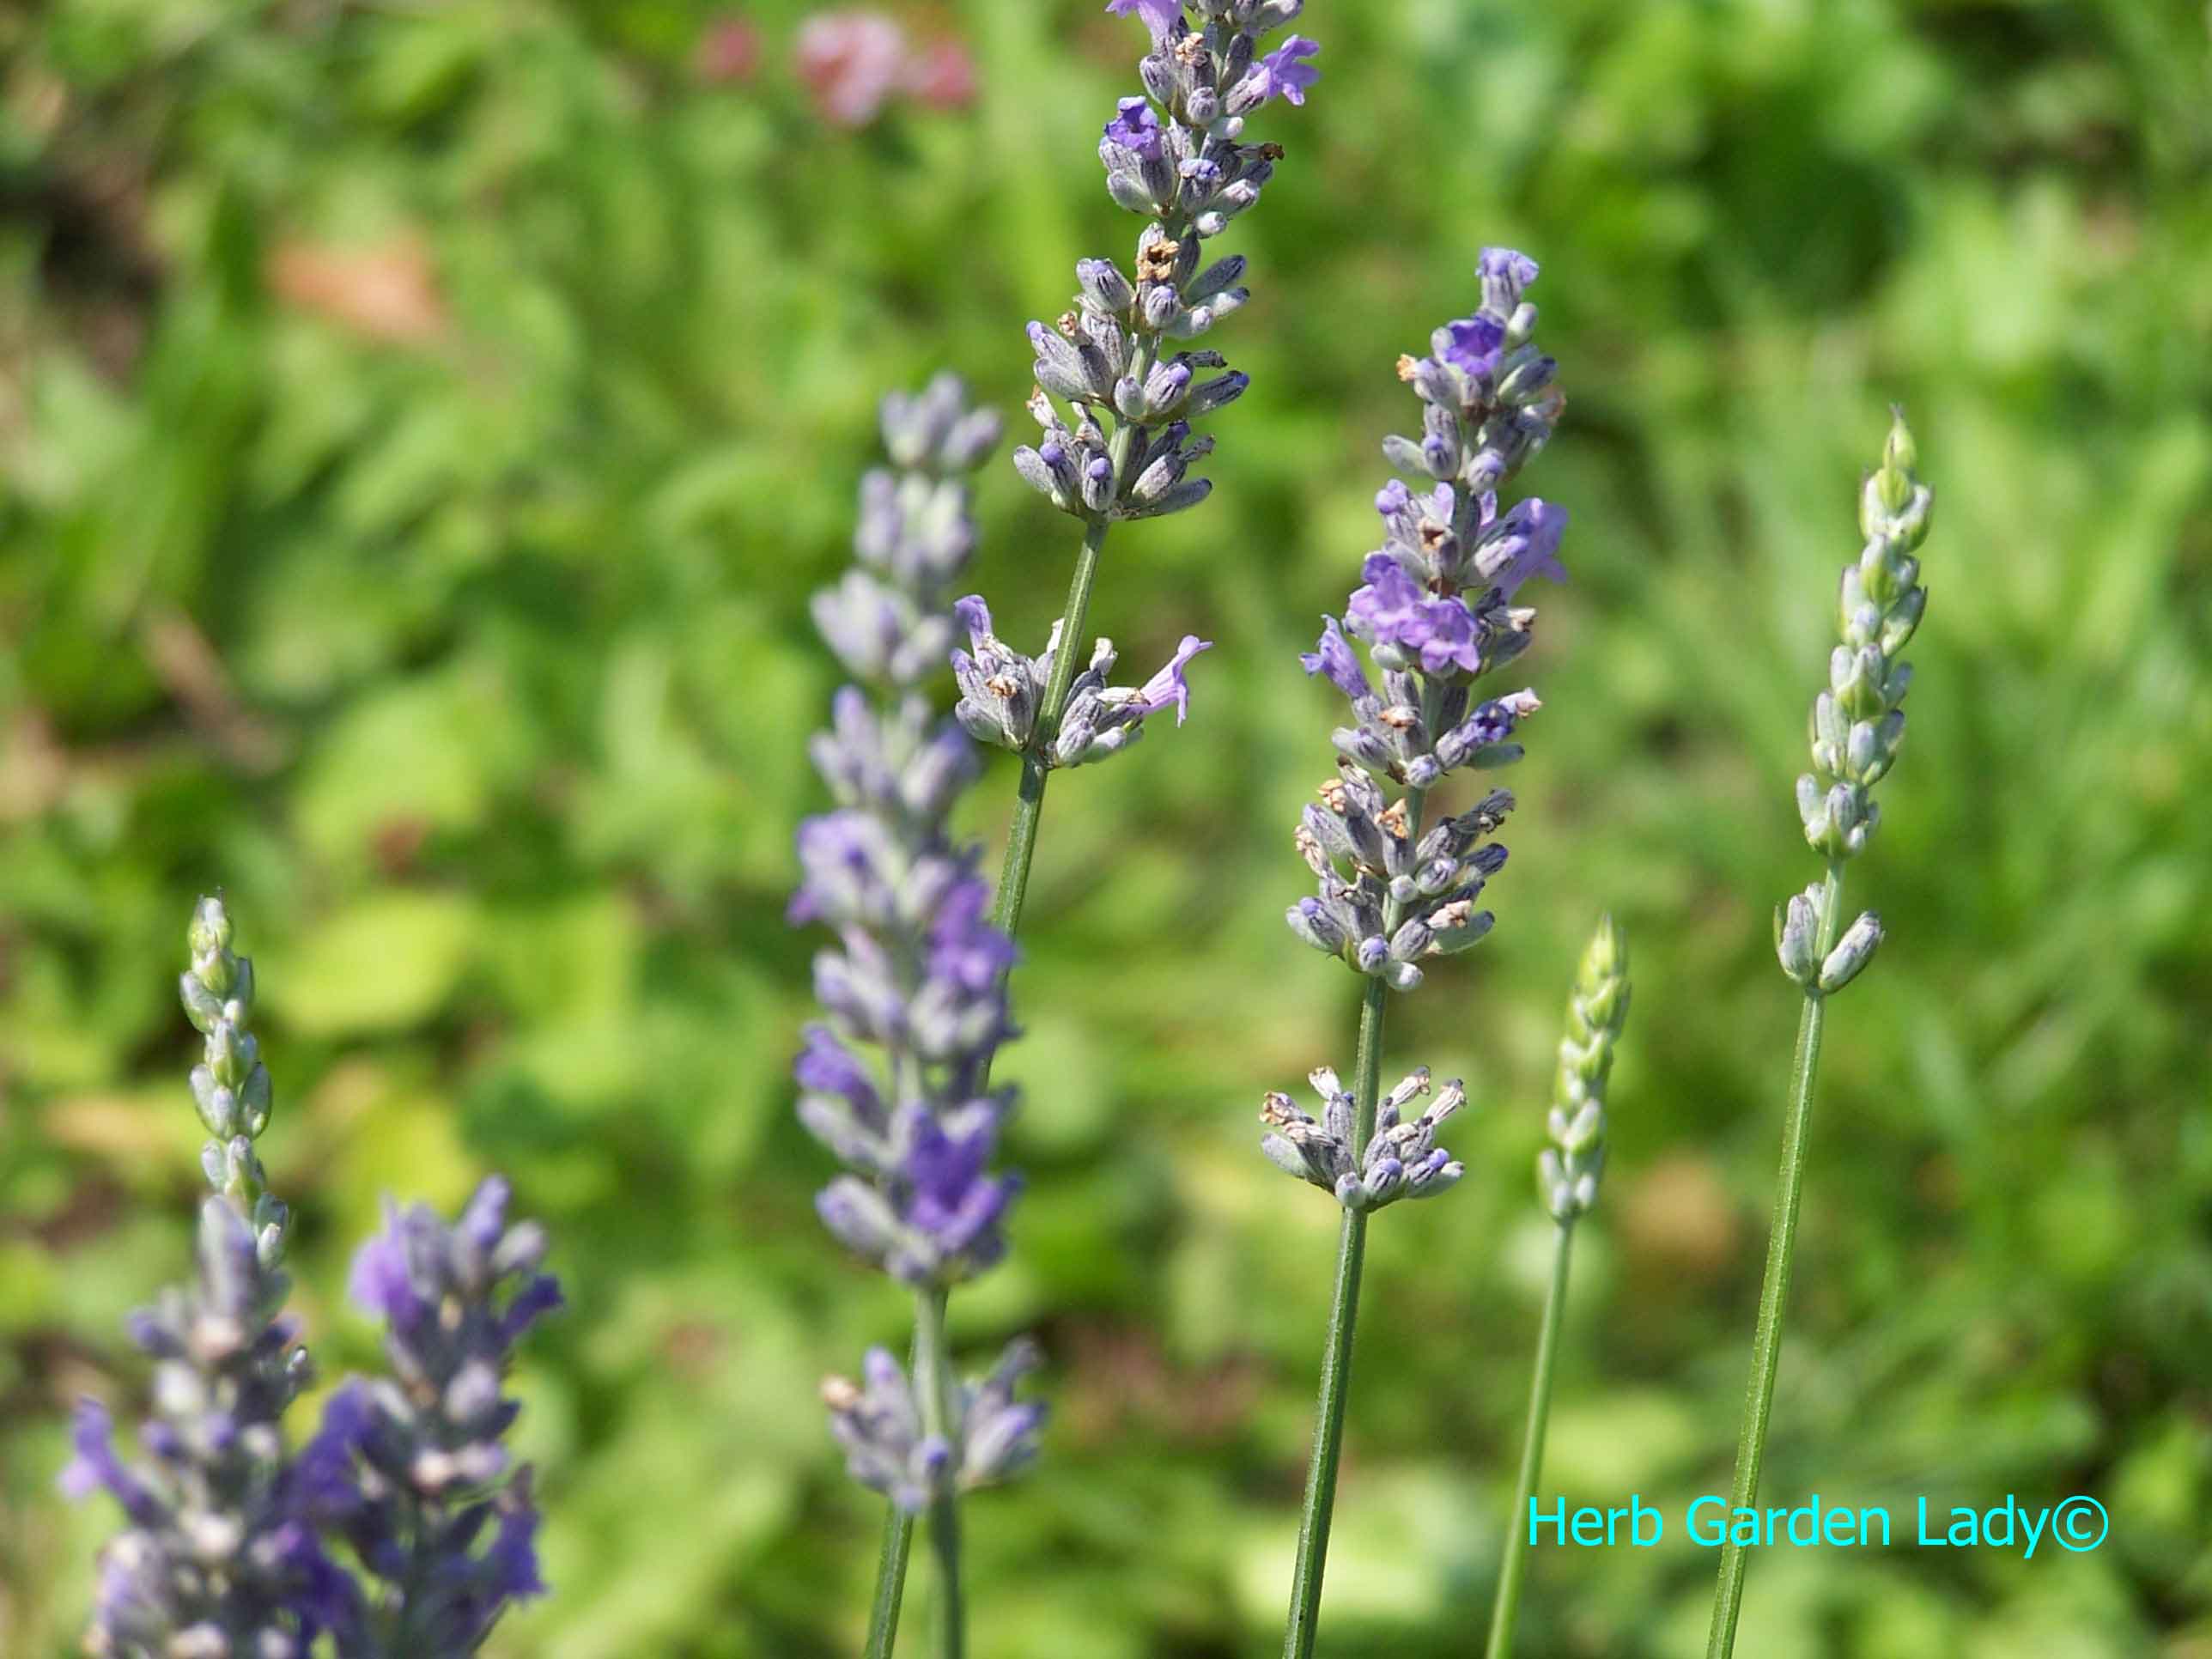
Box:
[301,1177,561,1652]
[1233,35,1322,111]
[1300,617,1374,703]
[1478,246,1541,312]
[1101,96,1164,162]
[1438,313,1507,380]
[1135,635,1212,723]
[1103,0,1182,40]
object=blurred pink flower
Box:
[695,15,763,86]
[902,39,977,110]
[794,10,908,128]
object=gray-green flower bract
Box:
[1260,1066,1469,1212]
[1540,915,1631,1222]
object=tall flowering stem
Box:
[61,897,349,1656]
[1486,916,1630,1659]
[792,377,1046,1659]
[1261,250,1571,1658]
[969,0,1323,938]
[1705,415,1930,1657]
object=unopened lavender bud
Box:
[1121,477,1212,520]
[1817,911,1883,994]
[1776,885,1822,985]
[817,1178,901,1266]
[1426,907,1495,955]
[1106,168,1158,215]
[1012,444,1061,504]
[1076,257,1136,314]
[1388,918,1432,961]
[1286,897,1347,957]
[1080,453,1116,514]
[1029,321,1099,402]
[1497,350,1557,404]
[1184,370,1249,416]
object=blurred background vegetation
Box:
[3,0,2209,1654]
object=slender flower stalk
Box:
[791,378,1045,1658]
[973,0,1325,940]
[1261,249,1572,1658]
[1486,916,1630,1659]
[1705,414,1931,1657]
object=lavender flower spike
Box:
[794,378,1042,1658]
[1273,252,1579,1659]
[64,897,351,1656]
[297,1177,562,1652]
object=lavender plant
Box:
[1705,414,1930,1657]
[1485,915,1630,1659]
[805,2,1328,1643]
[975,0,1323,940]
[1261,248,1570,1658]
[791,377,1044,1659]
[64,897,559,1658]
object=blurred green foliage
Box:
[3,0,2209,1654]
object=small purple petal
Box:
[1135,635,1212,724]
[1101,95,1164,161]
[1440,313,1506,379]
[1298,617,1371,702]
[1104,0,1182,40]
[1237,35,1321,108]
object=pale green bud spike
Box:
[1811,418,1933,864]
[177,896,283,1234]
[1541,915,1632,1221]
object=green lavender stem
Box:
[1280,974,1389,1659]
[1706,860,1841,1658]
[990,501,1118,939]
[1485,1218,1575,1659]
[913,1285,965,1659]
[863,1462,915,1659]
